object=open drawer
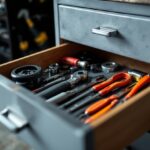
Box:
[0,43,150,150]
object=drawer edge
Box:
[91,87,150,150]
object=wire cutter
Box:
[68,72,132,113]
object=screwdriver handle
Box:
[62,57,79,66]
[85,95,118,115]
[37,81,71,99]
[99,73,132,96]
[46,91,74,104]
[125,75,150,100]
[84,99,118,124]
[93,72,132,92]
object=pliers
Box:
[84,74,150,124]
[68,72,132,113]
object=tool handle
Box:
[61,88,93,109]
[85,95,118,115]
[33,77,67,93]
[125,75,150,100]
[62,57,79,66]
[37,81,71,99]
[46,91,74,104]
[99,73,132,96]
[69,94,99,113]
[44,71,69,83]
[93,72,131,92]
[84,99,118,124]
[59,78,105,109]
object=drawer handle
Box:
[0,108,28,133]
[92,27,118,37]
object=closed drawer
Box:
[59,5,150,63]
[0,43,150,150]
[57,0,150,17]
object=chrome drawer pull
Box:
[92,27,118,37]
[0,108,28,133]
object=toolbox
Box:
[0,0,150,150]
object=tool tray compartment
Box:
[0,43,149,150]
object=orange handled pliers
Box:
[69,72,132,113]
[84,75,150,124]
[84,84,134,124]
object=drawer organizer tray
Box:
[0,43,149,150]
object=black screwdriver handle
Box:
[47,82,95,104]
[33,76,68,93]
[37,81,71,99]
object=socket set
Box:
[9,52,150,124]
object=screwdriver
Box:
[84,83,134,116]
[68,72,132,113]
[37,71,88,99]
[46,75,105,104]
[59,76,107,109]
[33,76,70,93]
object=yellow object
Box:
[35,32,48,45]
[19,41,29,51]
[26,19,34,28]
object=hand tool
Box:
[11,65,42,89]
[68,72,132,113]
[85,83,134,116]
[46,75,105,104]
[84,100,118,124]
[84,83,137,124]
[33,75,70,93]
[43,70,70,83]
[128,69,146,81]
[18,9,48,48]
[90,64,102,73]
[37,70,88,99]
[62,72,131,109]
[101,61,119,73]
[59,76,106,109]
[124,74,150,101]
[62,57,89,69]
[48,63,60,76]
[34,66,79,93]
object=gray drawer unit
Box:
[57,0,150,17]
[0,74,92,150]
[59,5,150,63]
[0,0,149,150]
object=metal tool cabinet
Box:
[0,0,149,150]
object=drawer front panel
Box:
[0,75,91,150]
[57,0,150,17]
[0,44,93,150]
[59,5,150,63]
